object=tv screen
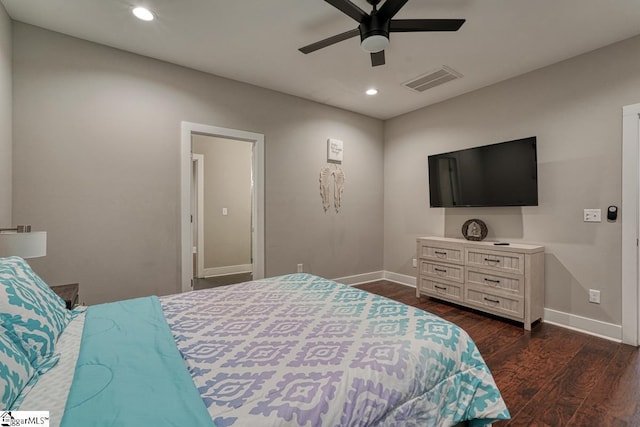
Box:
[428,137,538,207]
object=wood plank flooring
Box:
[193,272,253,290]
[355,280,640,427]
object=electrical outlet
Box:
[412,258,417,268]
[589,289,601,304]
[297,263,303,273]
[584,209,601,222]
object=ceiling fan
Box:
[299,0,465,67]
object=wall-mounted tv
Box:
[428,137,538,207]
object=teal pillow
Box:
[0,324,37,409]
[0,257,71,373]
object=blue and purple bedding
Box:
[160,274,509,426]
[6,268,509,426]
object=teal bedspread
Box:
[60,296,215,427]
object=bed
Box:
[1,256,510,426]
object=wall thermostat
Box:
[607,205,618,221]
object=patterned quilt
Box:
[160,274,510,427]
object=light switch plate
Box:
[584,209,601,222]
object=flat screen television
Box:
[428,137,538,207]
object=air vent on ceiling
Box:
[403,66,462,93]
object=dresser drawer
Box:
[418,242,464,265]
[418,277,463,302]
[465,286,524,319]
[420,260,464,283]
[465,248,525,275]
[466,268,523,295]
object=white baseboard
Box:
[335,270,623,342]
[332,270,417,287]
[204,264,252,278]
[332,271,385,286]
[383,271,416,287]
[543,308,621,342]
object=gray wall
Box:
[14,18,636,327]
[192,135,252,271]
[12,23,384,304]
[0,4,10,225]
[384,34,640,325]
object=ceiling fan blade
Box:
[324,0,368,23]
[390,19,465,32]
[299,28,360,54]
[371,50,385,67]
[377,0,409,21]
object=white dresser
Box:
[416,236,544,330]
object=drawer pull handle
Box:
[434,285,447,290]
[434,268,447,273]
[434,251,447,256]
[484,258,501,263]
[484,297,500,303]
[484,278,501,284]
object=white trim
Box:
[622,103,640,345]
[333,271,384,286]
[383,271,416,287]
[192,153,205,279]
[544,308,622,343]
[332,271,418,287]
[181,124,191,292]
[204,264,253,278]
[181,122,265,293]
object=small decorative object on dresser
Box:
[462,218,488,241]
[416,236,544,330]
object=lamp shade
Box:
[0,231,47,258]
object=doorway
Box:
[180,122,265,293]
[192,135,253,289]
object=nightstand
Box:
[50,283,79,309]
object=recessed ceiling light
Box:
[365,88,378,96]
[132,7,154,21]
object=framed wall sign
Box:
[327,138,343,163]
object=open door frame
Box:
[192,153,205,279]
[622,102,640,346]
[180,121,265,292]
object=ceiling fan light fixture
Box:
[361,34,389,53]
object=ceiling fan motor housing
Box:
[359,15,390,52]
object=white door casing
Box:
[621,102,640,346]
[180,122,265,293]
[192,153,205,279]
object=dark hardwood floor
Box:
[193,272,253,290]
[355,280,640,427]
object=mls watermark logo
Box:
[0,411,49,427]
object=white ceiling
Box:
[3,0,640,119]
